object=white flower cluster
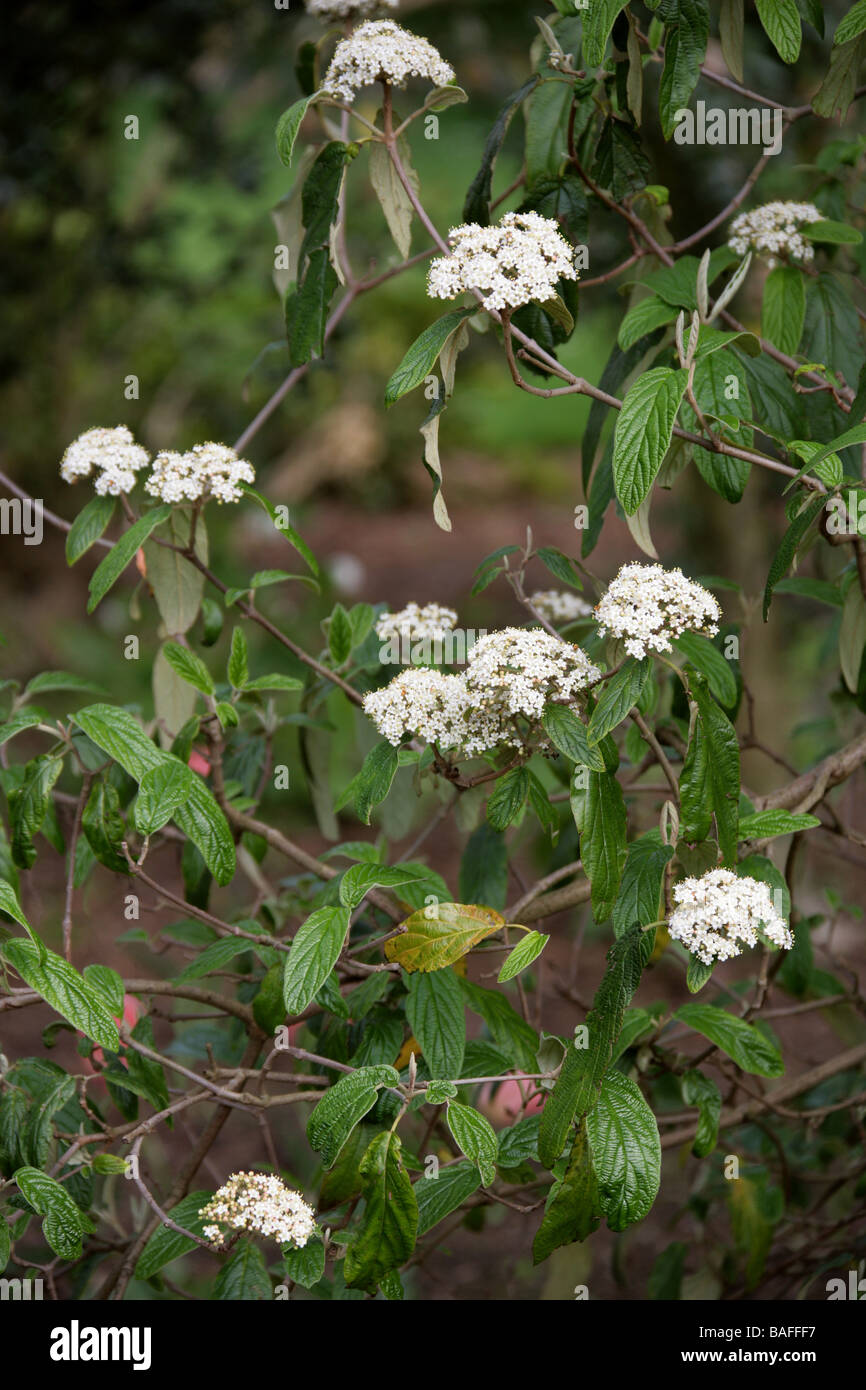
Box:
[595,563,720,660]
[321,20,454,102]
[364,666,471,749]
[364,626,600,755]
[668,869,793,965]
[306,0,398,19]
[200,1173,316,1249]
[531,590,594,624]
[375,602,458,644]
[728,201,823,267]
[428,211,577,313]
[145,443,255,505]
[60,426,150,496]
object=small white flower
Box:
[322,19,454,103]
[199,1172,316,1250]
[427,211,577,313]
[668,868,793,965]
[595,563,720,660]
[305,0,398,19]
[364,666,471,749]
[145,442,255,505]
[728,201,823,266]
[530,590,594,625]
[375,602,458,644]
[60,426,150,495]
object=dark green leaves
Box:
[87,506,172,613]
[532,1123,601,1263]
[446,1102,498,1186]
[583,1,629,66]
[285,246,339,367]
[65,494,115,565]
[73,704,235,885]
[82,779,128,875]
[135,1191,211,1279]
[613,368,688,515]
[585,1070,661,1232]
[688,673,740,865]
[675,1003,784,1077]
[612,830,673,936]
[405,969,465,1078]
[135,763,196,835]
[283,906,350,1015]
[763,495,826,621]
[214,1241,272,1300]
[385,308,475,406]
[576,770,628,922]
[339,740,399,825]
[658,0,710,139]
[462,77,540,224]
[538,926,646,1167]
[344,1131,417,1291]
[486,766,529,830]
[762,264,805,357]
[498,929,549,983]
[415,1160,480,1235]
[587,659,651,743]
[675,633,737,708]
[681,1068,722,1156]
[756,0,802,63]
[275,95,313,167]
[307,1065,398,1170]
[542,703,605,771]
[2,940,120,1052]
[14,1166,91,1261]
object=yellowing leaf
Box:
[385,902,503,973]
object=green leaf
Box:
[459,977,540,1072]
[583,0,628,66]
[674,1003,784,1076]
[681,1069,722,1156]
[532,1123,600,1263]
[525,78,573,185]
[283,1237,325,1289]
[738,809,820,841]
[592,117,650,202]
[446,1101,498,1186]
[0,708,42,746]
[648,1241,687,1299]
[283,906,350,1015]
[339,863,427,911]
[135,1191,211,1279]
[658,0,710,139]
[613,368,689,515]
[579,770,628,922]
[65,494,116,566]
[834,1,866,44]
[761,264,805,357]
[3,940,119,1052]
[339,740,399,825]
[14,1166,87,1260]
[142,507,207,636]
[674,633,737,708]
[369,137,416,259]
[134,762,196,835]
[585,1070,661,1231]
[486,767,529,831]
[462,76,540,223]
[763,494,825,620]
[415,1160,480,1235]
[587,659,651,744]
[542,703,605,771]
[756,0,802,62]
[538,926,646,1167]
[285,247,339,367]
[73,705,235,885]
[162,642,215,696]
[176,937,256,984]
[385,309,475,406]
[327,603,353,666]
[82,964,125,1016]
[344,1131,417,1291]
[385,902,503,973]
[276,95,312,166]
[227,628,249,691]
[458,822,508,912]
[425,1080,458,1104]
[0,875,37,943]
[87,506,172,613]
[618,297,679,352]
[687,954,715,993]
[214,1240,272,1300]
[10,755,62,869]
[803,218,863,245]
[307,1065,398,1170]
[498,930,549,983]
[405,969,465,1078]
[612,830,673,936]
[720,0,745,81]
[689,672,740,867]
